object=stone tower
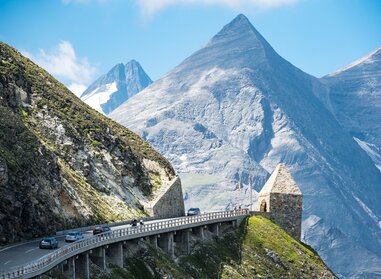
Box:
[258,164,302,240]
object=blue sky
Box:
[0,0,380,95]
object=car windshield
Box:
[94,227,101,230]
[189,208,199,211]
[43,239,51,243]
[68,232,77,236]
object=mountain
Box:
[97,216,336,279]
[0,42,175,244]
[320,47,381,172]
[109,14,381,278]
[81,60,152,115]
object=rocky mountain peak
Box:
[126,59,140,68]
[80,59,152,115]
[170,14,281,76]
[110,14,381,278]
[207,13,269,49]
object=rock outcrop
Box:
[0,42,178,244]
[145,177,185,219]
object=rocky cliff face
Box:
[0,42,175,244]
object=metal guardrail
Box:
[0,209,249,279]
[55,217,156,236]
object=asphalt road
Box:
[0,235,92,272]
[0,217,174,272]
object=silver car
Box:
[187,208,201,216]
[65,231,84,242]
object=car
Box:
[93,225,111,235]
[187,208,201,216]
[65,231,84,242]
[39,237,59,249]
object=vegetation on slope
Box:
[99,216,336,279]
[0,41,175,243]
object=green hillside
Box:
[0,41,175,243]
[98,216,336,279]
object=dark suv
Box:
[39,237,59,249]
[93,225,111,235]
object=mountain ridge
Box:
[320,45,381,172]
[109,14,381,278]
[81,60,152,115]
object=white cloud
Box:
[24,41,96,95]
[136,0,298,17]
[68,83,88,96]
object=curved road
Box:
[0,218,172,272]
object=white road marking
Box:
[4,260,11,265]
[0,239,39,253]
[25,248,35,254]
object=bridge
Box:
[0,209,253,279]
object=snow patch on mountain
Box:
[352,192,381,228]
[81,60,152,115]
[81,82,117,113]
[354,137,381,172]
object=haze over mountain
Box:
[109,14,381,278]
[81,60,152,115]
[320,47,381,172]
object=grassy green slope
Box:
[0,41,175,242]
[100,216,336,279]
[0,42,174,181]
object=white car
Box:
[65,231,84,242]
[187,208,201,216]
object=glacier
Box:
[81,60,152,115]
[108,14,381,278]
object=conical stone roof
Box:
[259,164,302,196]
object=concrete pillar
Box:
[182,230,191,255]
[55,262,64,275]
[209,223,220,236]
[65,257,75,279]
[90,247,106,270]
[193,226,204,240]
[108,242,124,268]
[158,232,174,258]
[76,253,90,279]
[149,235,158,249]
[231,220,238,228]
